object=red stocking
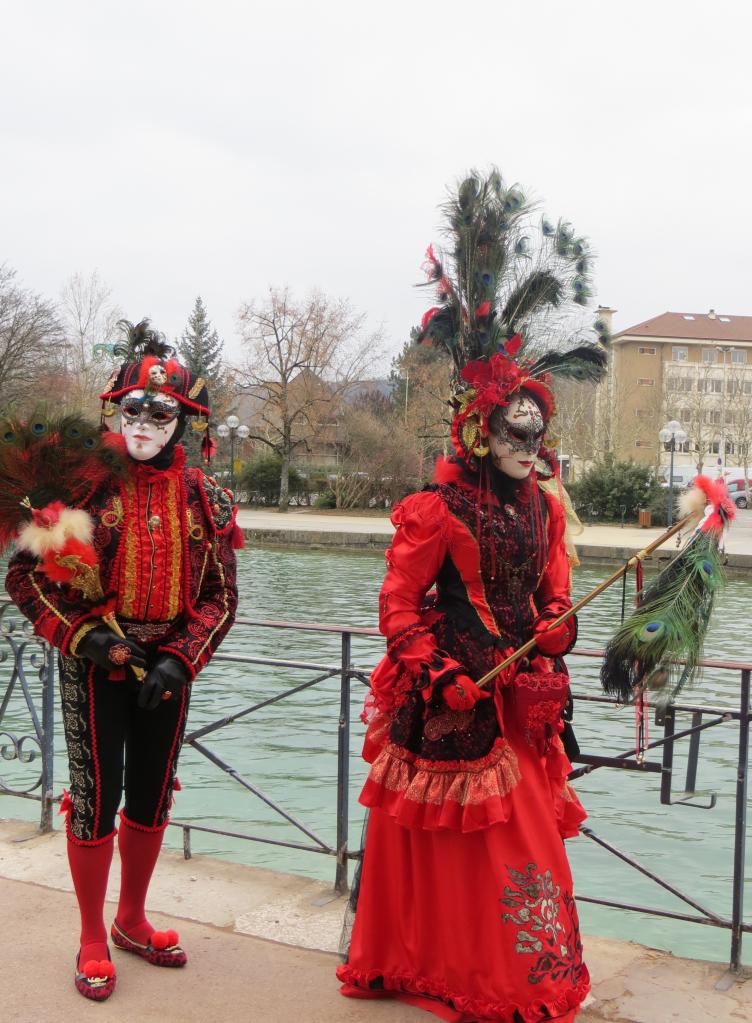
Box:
[114,814,166,944]
[67,833,115,965]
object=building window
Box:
[678,440,691,453]
[708,441,720,454]
[671,346,688,361]
[634,409,653,419]
[726,440,735,455]
[634,440,653,448]
[702,349,716,364]
[639,346,657,355]
[732,349,747,365]
[698,378,722,393]
[725,410,735,425]
[706,410,722,426]
[681,408,692,422]
[637,378,655,386]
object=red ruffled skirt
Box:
[337,723,588,1023]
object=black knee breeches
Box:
[59,655,191,842]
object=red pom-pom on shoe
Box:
[151,931,170,950]
[165,929,179,946]
[83,959,114,979]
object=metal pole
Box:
[730,667,750,971]
[667,436,675,527]
[39,644,55,833]
[334,632,351,895]
[229,429,236,496]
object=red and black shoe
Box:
[111,921,188,967]
[75,950,116,1001]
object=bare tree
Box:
[59,270,121,413]
[551,378,600,479]
[722,366,752,497]
[664,362,723,475]
[391,342,452,477]
[237,287,383,510]
[0,265,63,408]
[334,396,421,508]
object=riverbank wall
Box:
[241,524,752,575]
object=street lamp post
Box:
[215,415,250,497]
[658,419,687,527]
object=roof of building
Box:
[615,311,752,343]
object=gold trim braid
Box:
[69,620,100,657]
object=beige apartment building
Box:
[598,308,752,476]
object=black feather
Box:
[527,344,607,382]
[112,318,173,362]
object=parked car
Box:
[724,479,751,509]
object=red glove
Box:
[443,673,491,711]
[532,611,577,657]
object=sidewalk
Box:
[1,819,750,1022]
[237,506,752,566]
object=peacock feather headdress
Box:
[413,168,608,460]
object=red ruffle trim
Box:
[337,962,590,1023]
[119,810,169,834]
[545,736,587,839]
[360,738,521,833]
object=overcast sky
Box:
[2,0,751,369]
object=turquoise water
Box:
[1,545,750,965]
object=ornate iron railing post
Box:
[335,631,352,895]
[730,667,750,971]
[39,643,55,833]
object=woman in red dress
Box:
[337,171,607,1022]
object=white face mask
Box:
[120,389,180,461]
[488,394,545,479]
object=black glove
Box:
[138,655,190,711]
[78,626,147,672]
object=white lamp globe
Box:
[216,423,230,438]
[659,429,672,444]
[237,424,250,439]
[226,414,240,430]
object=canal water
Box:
[1,544,750,966]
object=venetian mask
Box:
[120,389,180,461]
[488,393,545,479]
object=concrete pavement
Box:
[1,819,750,1022]
[236,506,752,568]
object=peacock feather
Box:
[0,411,128,551]
[600,526,727,705]
[414,168,606,384]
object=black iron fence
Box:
[1,602,749,972]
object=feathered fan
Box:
[0,411,141,673]
[600,477,736,704]
[413,168,609,383]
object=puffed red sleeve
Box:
[377,491,464,695]
[533,490,576,653]
[4,549,102,654]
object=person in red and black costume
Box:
[5,321,240,1001]
[338,172,608,1022]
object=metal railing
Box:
[1,603,750,971]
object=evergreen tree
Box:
[178,297,228,469]
[178,296,224,384]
